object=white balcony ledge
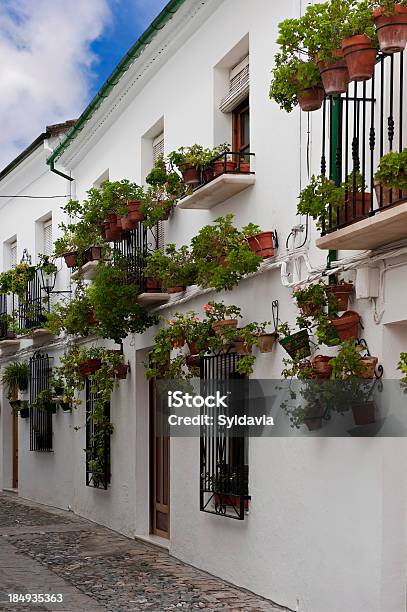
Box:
[178,174,255,210]
[0,339,20,353]
[71,260,99,281]
[137,292,170,306]
[316,200,407,251]
[31,328,55,340]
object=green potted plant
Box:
[270,56,324,112]
[330,310,360,341]
[243,223,276,259]
[209,143,236,177]
[293,283,327,317]
[398,352,407,383]
[32,388,57,414]
[297,175,344,230]
[203,301,242,335]
[374,149,407,205]
[141,157,184,227]
[372,0,407,54]
[144,244,197,293]
[168,145,206,185]
[2,361,30,417]
[278,322,311,360]
[341,0,378,82]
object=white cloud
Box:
[0,0,111,169]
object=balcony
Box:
[178,152,255,210]
[316,50,406,251]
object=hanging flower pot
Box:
[360,356,378,379]
[279,330,311,360]
[213,159,236,177]
[247,232,275,259]
[331,310,360,341]
[85,246,102,263]
[298,87,325,112]
[212,319,239,335]
[328,282,354,311]
[352,400,376,426]
[167,286,186,294]
[60,402,72,412]
[341,35,377,82]
[186,353,200,368]
[20,405,30,419]
[233,338,253,355]
[79,358,102,377]
[374,4,407,54]
[127,200,144,222]
[258,332,278,353]
[62,251,78,268]
[311,355,333,380]
[45,403,57,415]
[187,340,199,355]
[317,50,350,95]
[171,338,185,349]
[114,364,128,380]
[180,164,201,185]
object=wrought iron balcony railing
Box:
[181,151,255,196]
[321,49,406,236]
[113,224,161,295]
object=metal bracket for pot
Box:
[355,338,384,380]
[271,300,279,334]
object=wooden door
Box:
[12,389,18,489]
[150,379,170,539]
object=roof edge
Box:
[47,0,188,169]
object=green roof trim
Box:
[47,0,187,169]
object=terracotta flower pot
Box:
[186,354,200,368]
[167,286,186,294]
[360,356,378,379]
[258,332,277,353]
[213,159,236,177]
[127,200,144,221]
[212,319,238,335]
[279,329,311,360]
[146,278,161,292]
[214,493,249,510]
[85,246,102,262]
[299,302,321,317]
[352,400,376,426]
[247,232,275,259]
[107,213,118,229]
[79,359,102,377]
[311,355,333,380]
[239,160,251,173]
[233,338,253,355]
[171,338,185,349]
[88,309,98,326]
[328,283,354,311]
[317,50,350,95]
[374,182,407,206]
[374,4,407,54]
[342,35,377,82]
[298,87,325,112]
[181,164,201,186]
[121,215,138,231]
[63,251,78,268]
[114,364,128,380]
[336,192,372,226]
[331,310,360,341]
[187,341,199,355]
[203,167,214,183]
[105,228,113,241]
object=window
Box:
[199,352,249,520]
[43,219,53,257]
[9,240,17,269]
[153,132,165,250]
[85,378,111,489]
[233,97,250,156]
[219,55,249,113]
[29,352,53,452]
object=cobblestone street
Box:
[0,494,286,612]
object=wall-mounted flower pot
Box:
[187,340,199,355]
[127,200,145,222]
[342,35,377,82]
[203,167,214,183]
[186,354,200,368]
[298,87,325,112]
[180,164,200,185]
[336,192,372,226]
[352,400,376,426]
[374,182,407,206]
[45,404,57,415]
[212,319,239,336]
[167,286,186,294]
[317,50,350,95]
[258,332,278,353]
[279,329,311,360]
[60,402,72,412]
[374,4,407,53]
[63,251,78,268]
[247,232,275,259]
[312,355,333,379]
[239,160,251,173]
[121,215,138,231]
[360,356,378,379]
[299,302,321,317]
[171,338,185,349]
[303,402,325,431]
[20,405,30,419]
[233,338,253,355]
[331,310,360,341]
[213,159,236,177]
[213,493,249,510]
[79,358,102,377]
[114,364,128,380]
[85,246,102,263]
[328,282,354,311]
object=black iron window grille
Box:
[181,151,255,197]
[113,225,161,294]
[200,352,249,521]
[29,352,53,452]
[0,294,9,340]
[85,378,111,490]
[321,49,406,235]
[16,269,50,332]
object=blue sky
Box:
[0,0,168,169]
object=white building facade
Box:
[1,1,407,611]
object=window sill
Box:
[178,173,255,210]
[136,292,170,306]
[0,339,20,353]
[71,260,99,281]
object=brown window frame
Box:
[232,97,250,156]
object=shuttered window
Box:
[43,219,53,256]
[219,56,250,113]
[153,132,165,249]
[9,241,17,269]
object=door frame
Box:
[149,379,170,539]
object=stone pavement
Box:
[0,494,287,612]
